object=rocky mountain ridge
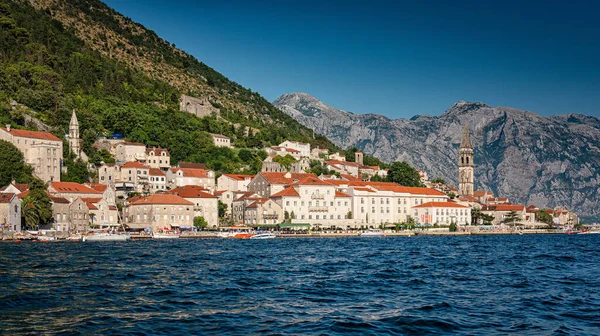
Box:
[274,93,600,221]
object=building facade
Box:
[0,193,21,232]
[458,125,474,197]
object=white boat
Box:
[217,226,255,239]
[152,231,180,239]
[250,232,277,239]
[37,235,56,241]
[360,229,385,237]
[83,232,131,242]
[66,234,83,242]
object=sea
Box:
[1,235,599,335]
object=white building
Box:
[211,134,232,148]
[166,168,216,191]
[149,168,167,193]
[412,201,471,226]
[115,142,146,164]
[0,193,21,232]
[0,125,63,183]
[217,174,254,192]
[144,147,170,170]
[247,172,316,197]
[279,141,311,157]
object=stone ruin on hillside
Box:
[179,94,220,118]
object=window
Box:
[309,215,312,219]
[372,207,375,213]
[316,215,319,219]
[372,199,375,204]
[361,207,364,213]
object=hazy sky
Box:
[103,0,600,118]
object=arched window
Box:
[466,157,469,164]
[461,157,464,164]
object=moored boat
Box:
[250,232,277,239]
[152,230,180,239]
[360,229,385,237]
[83,232,131,242]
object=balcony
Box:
[311,193,325,200]
[308,206,329,212]
[263,214,279,220]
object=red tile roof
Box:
[121,161,148,169]
[291,177,333,186]
[222,174,254,181]
[335,190,351,197]
[49,196,69,204]
[167,185,218,199]
[129,194,194,205]
[353,187,375,192]
[246,198,270,208]
[2,128,61,141]
[495,204,525,212]
[171,168,210,178]
[178,162,208,169]
[0,193,16,203]
[146,147,170,156]
[50,182,102,194]
[149,168,165,176]
[211,133,230,139]
[84,183,108,192]
[270,188,300,198]
[327,160,360,167]
[260,172,316,185]
[473,190,492,197]
[0,183,29,193]
[413,202,469,209]
[340,174,361,181]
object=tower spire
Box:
[460,124,472,149]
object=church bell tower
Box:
[458,124,474,197]
[69,110,81,159]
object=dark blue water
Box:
[1,235,599,335]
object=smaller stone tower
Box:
[458,124,474,197]
[355,151,364,166]
[69,110,81,159]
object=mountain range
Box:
[274,93,600,221]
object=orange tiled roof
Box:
[413,202,469,209]
[121,161,148,169]
[260,172,316,185]
[335,190,351,197]
[146,147,170,156]
[149,168,165,176]
[246,198,270,208]
[0,183,29,193]
[2,128,61,141]
[222,174,254,181]
[473,190,491,197]
[340,174,361,181]
[171,168,210,178]
[51,182,102,194]
[270,188,300,198]
[129,194,194,205]
[291,177,333,186]
[327,160,360,167]
[353,187,375,192]
[85,183,108,192]
[49,196,69,204]
[495,204,525,212]
[0,193,15,203]
[167,185,217,199]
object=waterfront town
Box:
[0,111,582,239]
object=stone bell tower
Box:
[69,110,81,159]
[458,124,474,197]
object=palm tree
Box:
[21,196,41,230]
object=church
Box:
[458,125,474,197]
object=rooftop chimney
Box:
[6,124,10,132]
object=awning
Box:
[254,224,279,228]
[279,223,311,229]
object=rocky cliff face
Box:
[274,93,600,221]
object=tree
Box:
[238,148,253,162]
[449,222,458,232]
[481,213,495,225]
[347,211,353,219]
[272,154,297,170]
[218,200,227,218]
[502,211,521,224]
[21,197,40,230]
[431,177,445,184]
[193,216,208,230]
[447,191,456,199]
[284,210,290,221]
[471,207,482,225]
[0,139,34,186]
[536,210,554,224]
[386,161,422,187]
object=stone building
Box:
[0,193,21,232]
[115,142,146,164]
[217,174,254,192]
[458,125,474,197]
[125,194,194,231]
[69,197,90,233]
[0,125,63,183]
[49,196,70,232]
[243,198,283,226]
[179,94,219,118]
[166,168,215,191]
[47,182,104,203]
[210,134,232,148]
[412,201,471,226]
[167,185,219,228]
[144,147,170,170]
[247,172,316,197]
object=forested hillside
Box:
[0,0,337,176]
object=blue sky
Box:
[103,0,600,118]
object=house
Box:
[149,168,167,193]
[0,125,63,183]
[124,194,194,231]
[217,174,254,192]
[48,182,104,203]
[481,204,526,225]
[69,197,91,233]
[412,202,471,226]
[49,196,70,232]
[214,190,236,216]
[115,142,146,164]
[231,193,265,225]
[247,172,316,197]
[166,168,216,191]
[326,160,360,177]
[84,198,119,227]
[311,147,329,160]
[278,141,310,157]
[0,193,21,232]
[167,185,219,228]
[210,134,232,148]
[144,147,170,170]
[329,152,346,162]
[244,198,283,225]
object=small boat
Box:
[83,232,131,242]
[577,231,600,234]
[37,236,56,241]
[360,229,385,237]
[218,226,255,239]
[66,234,83,242]
[250,232,277,239]
[152,230,180,239]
